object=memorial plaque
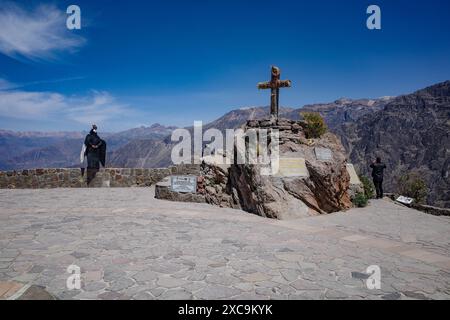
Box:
[314,147,333,161]
[346,164,361,185]
[170,176,197,193]
[396,196,414,205]
[274,157,309,177]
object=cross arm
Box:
[258,80,292,89]
[277,80,292,88]
[257,82,272,90]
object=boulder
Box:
[281,132,353,214]
[201,119,352,219]
[227,163,312,219]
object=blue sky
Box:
[0,0,449,132]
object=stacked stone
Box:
[0,169,84,189]
[170,163,201,176]
[0,165,201,189]
[246,119,309,146]
[246,119,306,131]
[197,176,205,194]
[200,162,237,208]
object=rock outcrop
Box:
[201,119,352,219]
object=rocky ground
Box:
[0,188,449,300]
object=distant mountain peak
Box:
[334,98,353,105]
[415,80,450,97]
[238,106,261,111]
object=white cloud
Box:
[0,78,17,90]
[65,91,131,125]
[0,88,132,129]
[0,90,65,118]
[0,2,85,61]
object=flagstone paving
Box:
[0,188,449,300]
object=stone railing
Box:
[385,194,450,216]
[0,164,200,189]
[410,203,450,217]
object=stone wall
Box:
[0,164,200,189]
[246,118,306,131]
[411,204,450,217]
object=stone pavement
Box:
[0,188,449,300]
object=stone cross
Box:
[257,66,292,119]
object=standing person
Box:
[370,157,386,199]
[84,124,106,186]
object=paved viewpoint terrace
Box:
[0,188,449,300]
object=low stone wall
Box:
[0,164,200,189]
[246,119,307,146]
[246,118,305,131]
[411,203,450,217]
[385,194,450,216]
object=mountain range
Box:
[0,81,448,207]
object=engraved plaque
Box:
[170,176,197,193]
[314,147,333,161]
[274,157,308,177]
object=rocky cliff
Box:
[298,98,392,128]
[338,81,450,208]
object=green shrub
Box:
[360,175,375,199]
[352,192,368,208]
[397,172,428,204]
[300,112,327,139]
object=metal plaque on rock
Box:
[314,147,333,161]
[274,156,309,177]
[170,176,197,193]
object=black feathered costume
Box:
[84,129,106,185]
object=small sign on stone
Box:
[396,196,414,205]
[171,176,197,193]
[346,164,361,185]
[274,157,309,177]
[314,147,333,161]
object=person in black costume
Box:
[84,124,106,186]
[370,157,386,199]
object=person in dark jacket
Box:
[84,124,106,185]
[370,157,386,199]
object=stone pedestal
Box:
[155,176,206,203]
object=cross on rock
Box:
[257,66,292,120]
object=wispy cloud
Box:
[0,2,85,61]
[0,88,133,129]
[0,76,86,91]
